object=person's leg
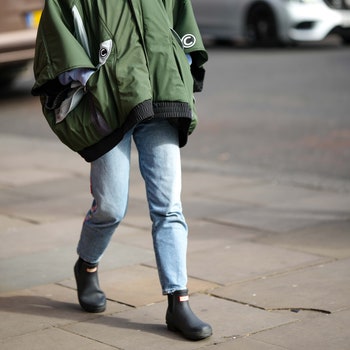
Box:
[77,132,132,263]
[133,119,212,340]
[75,129,132,313]
[133,119,188,294]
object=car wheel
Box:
[246,4,279,46]
[341,35,350,45]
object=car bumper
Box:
[286,3,350,41]
[0,29,37,65]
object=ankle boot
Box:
[74,258,106,313]
[166,289,212,340]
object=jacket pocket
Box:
[43,39,118,152]
[44,87,114,153]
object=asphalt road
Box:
[1,37,349,189]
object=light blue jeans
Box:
[77,119,188,294]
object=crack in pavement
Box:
[211,294,332,315]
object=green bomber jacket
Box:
[31,0,208,162]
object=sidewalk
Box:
[0,133,349,350]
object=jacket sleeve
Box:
[31,0,95,97]
[173,0,208,92]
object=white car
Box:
[191,0,350,45]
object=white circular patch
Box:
[182,34,196,48]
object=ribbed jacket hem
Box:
[78,100,192,162]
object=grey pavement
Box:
[1,133,350,350]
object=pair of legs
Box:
[74,119,212,340]
[77,118,187,294]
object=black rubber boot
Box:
[74,258,106,313]
[166,289,212,341]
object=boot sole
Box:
[79,299,106,313]
[167,324,212,341]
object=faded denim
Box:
[77,119,188,294]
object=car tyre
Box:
[341,35,350,45]
[246,4,280,47]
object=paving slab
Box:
[256,219,350,259]
[185,241,326,285]
[212,205,338,233]
[59,265,218,307]
[0,327,117,350]
[127,166,148,201]
[0,192,89,224]
[186,220,263,253]
[209,182,322,207]
[122,199,152,230]
[0,135,87,176]
[182,195,249,221]
[204,338,287,350]
[99,240,156,269]
[182,172,265,197]
[0,217,82,259]
[62,294,296,350]
[212,258,350,312]
[122,213,152,231]
[205,183,350,234]
[275,191,350,216]
[0,214,33,236]
[1,235,154,293]
[0,188,36,209]
[7,176,90,201]
[0,283,129,340]
[0,239,153,294]
[250,309,350,350]
[109,224,152,250]
[0,167,71,187]
[0,246,78,293]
